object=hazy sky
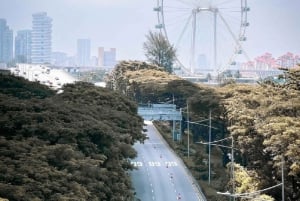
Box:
[1,0,299,61]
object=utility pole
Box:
[208,109,211,185]
[172,94,175,140]
[282,156,285,201]
[187,101,190,158]
[231,137,235,201]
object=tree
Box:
[143,31,176,73]
[0,75,146,201]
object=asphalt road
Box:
[130,121,206,201]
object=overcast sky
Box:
[1,0,299,61]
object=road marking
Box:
[131,161,143,167]
[148,161,161,167]
[165,161,178,167]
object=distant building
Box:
[197,54,208,69]
[90,56,98,67]
[31,12,52,64]
[98,47,116,67]
[52,51,68,66]
[15,30,32,63]
[277,52,300,69]
[77,39,91,66]
[0,19,13,65]
[98,47,104,66]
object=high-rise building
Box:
[98,47,104,67]
[98,47,116,67]
[0,19,13,65]
[31,12,52,64]
[77,39,90,66]
[52,51,68,66]
[15,30,32,63]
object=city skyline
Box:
[0,0,300,62]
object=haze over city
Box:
[1,0,300,61]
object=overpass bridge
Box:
[138,104,182,140]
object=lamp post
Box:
[186,109,213,159]
[187,110,215,185]
[281,155,285,201]
[197,136,234,190]
[208,109,211,185]
[187,101,190,158]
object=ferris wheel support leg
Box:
[213,10,217,75]
[190,10,196,75]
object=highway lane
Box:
[130,121,206,201]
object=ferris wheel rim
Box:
[154,0,250,75]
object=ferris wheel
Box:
[154,0,250,75]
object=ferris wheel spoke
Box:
[175,13,193,49]
[216,0,236,6]
[218,11,250,61]
[157,0,249,75]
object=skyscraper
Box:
[77,39,91,66]
[0,19,13,65]
[15,30,32,63]
[31,12,52,64]
[98,47,116,67]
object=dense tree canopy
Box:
[107,62,300,201]
[0,74,145,201]
[219,68,300,200]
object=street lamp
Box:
[186,108,213,160]
[197,136,235,193]
[187,111,220,186]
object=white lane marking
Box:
[165,161,178,167]
[148,161,161,167]
[131,161,143,167]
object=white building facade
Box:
[31,12,52,64]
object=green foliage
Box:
[107,62,300,200]
[220,81,300,200]
[0,76,145,200]
[143,31,176,73]
[0,74,55,99]
[106,60,179,103]
[228,163,274,201]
